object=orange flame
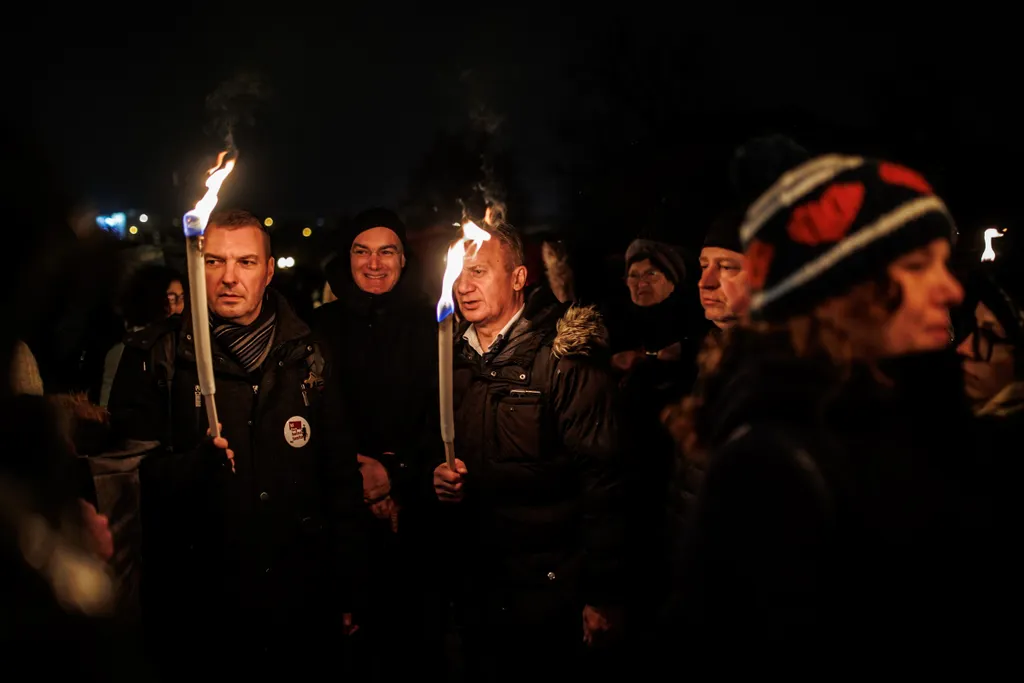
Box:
[189,151,237,229]
[437,221,491,321]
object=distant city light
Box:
[302,227,312,237]
[276,256,296,269]
[286,256,295,268]
[139,213,149,223]
[96,212,127,237]
[264,217,274,227]
[129,225,139,235]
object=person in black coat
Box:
[432,221,626,682]
[312,207,445,679]
[107,210,363,677]
[671,156,995,666]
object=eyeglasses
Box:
[966,324,1012,362]
[167,292,185,304]
[625,269,663,285]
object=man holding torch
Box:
[433,220,626,680]
[108,210,364,675]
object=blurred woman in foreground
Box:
[1,125,146,680]
[670,156,991,660]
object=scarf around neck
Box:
[210,294,277,373]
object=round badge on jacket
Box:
[284,416,311,448]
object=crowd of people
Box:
[2,143,1019,679]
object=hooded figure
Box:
[312,207,444,679]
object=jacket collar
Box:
[179,288,310,368]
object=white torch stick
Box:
[183,151,237,439]
[436,222,491,469]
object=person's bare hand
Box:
[79,499,113,561]
[342,612,359,636]
[206,424,235,473]
[368,496,400,533]
[656,342,683,362]
[434,459,467,502]
[582,604,613,646]
[611,349,645,373]
[358,455,391,503]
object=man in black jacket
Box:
[433,221,625,681]
[313,207,443,677]
[108,210,363,676]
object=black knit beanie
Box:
[740,154,956,321]
[703,206,744,254]
[625,239,687,284]
[344,207,407,251]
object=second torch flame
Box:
[437,222,491,468]
[981,227,1004,262]
[183,150,237,440]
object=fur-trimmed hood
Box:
[457,298,610,365]
[552,304,609,359]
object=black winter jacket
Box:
[674,332,992,660]
[449,299,626,612]
[107,289,364,620]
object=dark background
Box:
[10,9,1021,259]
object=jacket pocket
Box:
[495,395,545,461]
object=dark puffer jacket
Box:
[448,299,625,616]
[672,330,994,660]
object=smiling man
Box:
[107,209,363,678]
[312,207,445,679]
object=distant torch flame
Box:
[981,227,1004,262]
[436,221,491,322]
[183,151,236,236]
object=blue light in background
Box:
[96,212,127,238]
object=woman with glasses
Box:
[99,265,183,406]
[956,261,1023,420]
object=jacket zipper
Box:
[194,384,203,440]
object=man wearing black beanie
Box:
[699,207,749,330]
[313,206,444,678]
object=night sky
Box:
[15,9,1023,240]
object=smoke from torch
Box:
[205,72,268,155]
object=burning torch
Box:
[183,150,237,439]
[436,222,491,469]
[982,227,1005,262]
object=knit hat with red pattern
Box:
[739,154,957,321]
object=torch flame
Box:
[437,221,491,322]
[981,227,1005,262]
[183,150,237,236]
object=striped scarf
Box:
[210,297,277,373]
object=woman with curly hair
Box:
[667,155,991,659]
